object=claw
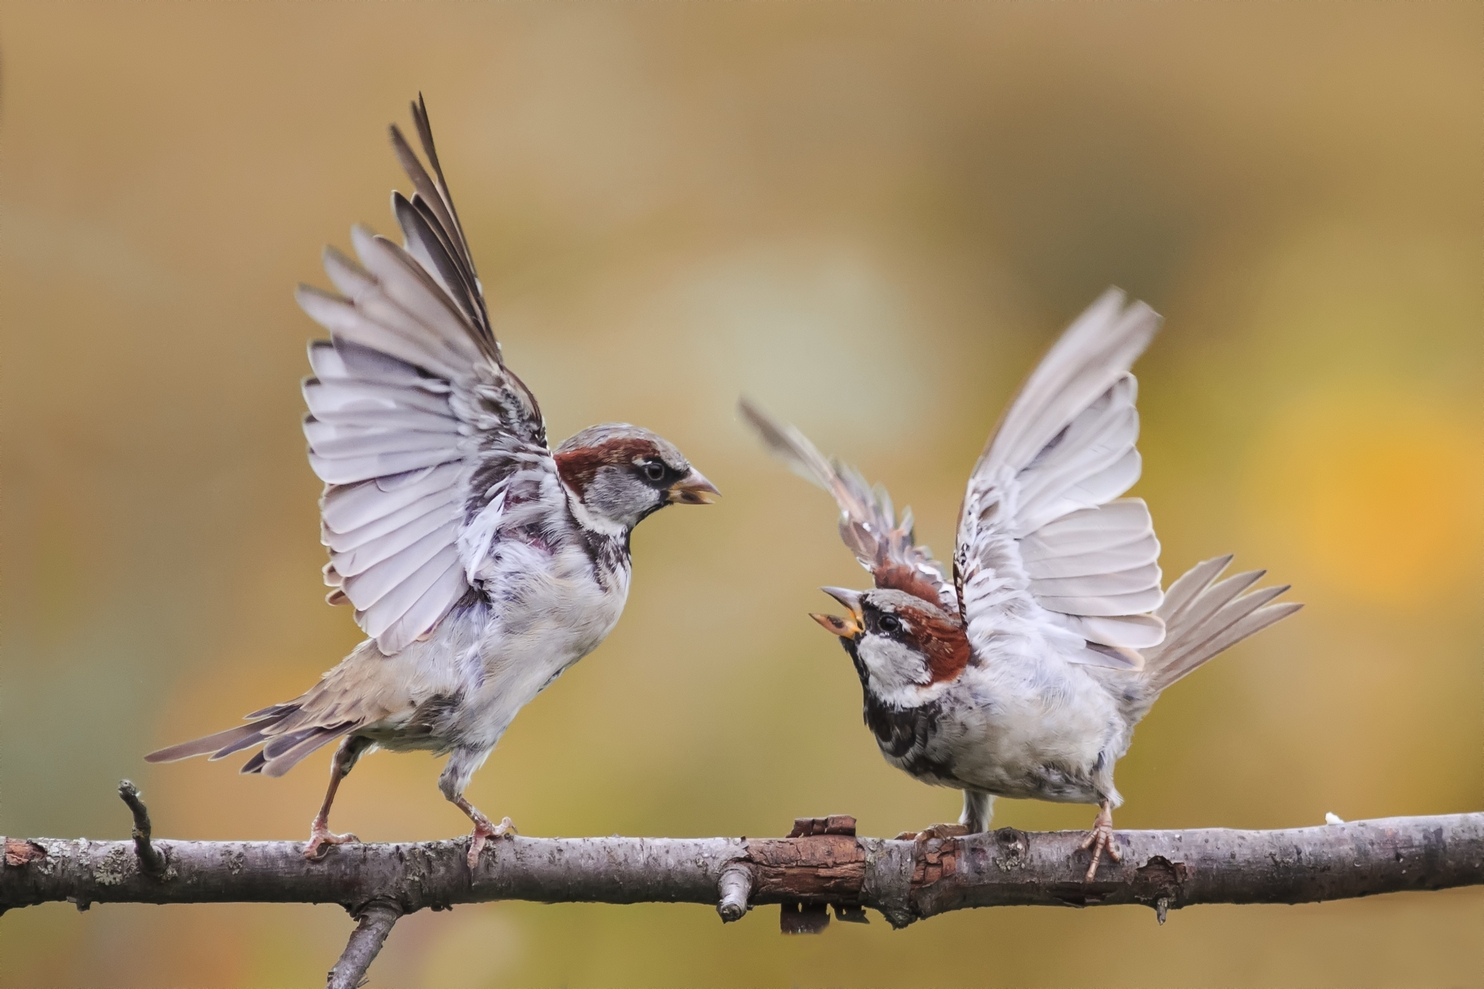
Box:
[466,815,517,870]
[304,823,360,861]
[1078,801,1122,879]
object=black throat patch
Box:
[841,636,956,782]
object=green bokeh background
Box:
[2,3,1479,986]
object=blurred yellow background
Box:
[2,3,1479,986]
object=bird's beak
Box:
[810,586,863,638]
[666,467,721,505]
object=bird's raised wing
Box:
[739,398,957,613]
[298,96,556,656]
[954,289,1164,669]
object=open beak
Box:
[810,586,863,638]
[666,468,720,505]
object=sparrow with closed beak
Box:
[741,289,1299,878]
[147,98,718,868]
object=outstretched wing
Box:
[954,289,1164,669]
[299,96,557,656]
[739,398,957,613]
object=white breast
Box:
[457,538,630,750]
[940,630,1129,802]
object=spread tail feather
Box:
[143,722,272,764]
[1142,554,1301,692]
[241,723,354,777]
[144,703,354,777]
[144,641,399,776]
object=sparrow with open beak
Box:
[147,98,718,869]
[743,289,1299,878]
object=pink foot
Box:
[304,821,360,861]
[466,815,517,870]
[1078,803,1122,880]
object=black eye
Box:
[643,461,666,482]
[878,614,902,634]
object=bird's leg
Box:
[438,746,516,869]
[304,736,368,860]
[960,790,995,834]
[452,794,516,870]
[895,790,994,842]
[1078,799,1122,879]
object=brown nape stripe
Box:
[895,600,971,684]
[555,437,661,492]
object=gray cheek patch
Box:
[585,466,661,529]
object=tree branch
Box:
[326,898,401,989]
[5,813,1479,921]
[4,804,1480,984]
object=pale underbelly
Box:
[890,697,1119,805]
[355,566,628,754]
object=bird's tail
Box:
[144,701,355,778]
[1140,555,1301,694]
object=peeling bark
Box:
[3,813,1480,927]
[5,809,1480,987]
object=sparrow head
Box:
[554,424,718,535]
[811,586,970,698]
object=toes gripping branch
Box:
[1079,800,1124,880]
[6,784,1473,989]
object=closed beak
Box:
[666,468,720,505]
[811,586,864,638]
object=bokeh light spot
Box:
[1246,388,1483,606]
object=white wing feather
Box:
[299,99,555,655]
[956,289,1165,666]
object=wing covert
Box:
[298,97,557,656]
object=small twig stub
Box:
[2,812,1481,982]
[117,780,167,877]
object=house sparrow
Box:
[741,289,1299,879]
[146,97,718,869]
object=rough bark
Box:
[5,806,1481,987]
[4,813,1480,926]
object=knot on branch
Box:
[1135,854,1191,924]
[993,826,1029,865]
